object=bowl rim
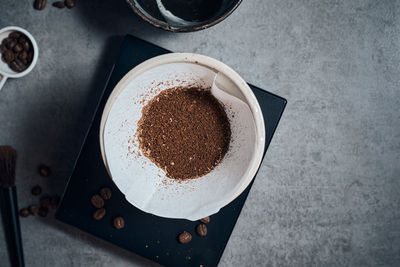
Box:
[99,53,266,220]
[126,0,243,32]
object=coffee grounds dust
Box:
[137,87,231,180]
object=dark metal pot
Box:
[126,0,242,32]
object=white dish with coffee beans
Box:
[0,26,38,91]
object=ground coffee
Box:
[137,87,231,180]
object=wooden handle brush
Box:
[0,146,25,267]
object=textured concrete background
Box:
[0,0,399,266]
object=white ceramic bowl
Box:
[99,53,265,220]
[0,26,39,91]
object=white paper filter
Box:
[103,62,256,220]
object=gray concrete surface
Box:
[1,0,399,266]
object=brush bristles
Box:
[0,146,17,187]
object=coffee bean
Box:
[34,0,47,10]
[19,50,28,61]
[178,231,192,244]
[13,44,23,53]
[53,1,65,8]
[20,208,30,217]
[10,60,26,71]
[113,217,125,229]
[199,216,210,224]
[65,0,75,8]
[1,38,10,46]
[18,36,27,44]
[22,41,30,51]
[31,185,42,196]
[15,58,26,69]
[100,187,112,200]
[91,194,104,208]
[38,207,49,217]
[0,43,6,53]
[10,59,26,72]
[2,50,14,63]
[40,196,51,208]
[9,32,21,39]
[50,195,60,209]
[38,164,51,177]
[196,224,207,236]
[28,205,39,215]
[9,61,19,71]
[27,52,33,62]
[93,208,106,220]
[6,39,16,49]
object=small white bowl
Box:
[0,26,39,91]
[100,53,265,220]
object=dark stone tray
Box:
[55,35,286,267]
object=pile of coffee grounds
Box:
[137,87,231,180]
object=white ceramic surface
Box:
[100,53,265,220]
[0,26,39,91]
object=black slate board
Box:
[55,35,287,267]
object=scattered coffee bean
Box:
[28,205,39,215]
[2,50,14,63]
[40,196,51,208]
[93,208,106,220]
[9,32,21,39]
[38,207,49,217]
[90,194,104,208]
[196,224,207,236]
[178,231,192,244]
[20,208,30,217]
[53,1,65,8]
[50,195,60,209]
[38,164,51,177]
[13,44,23,53]
[31,185,42,196]
[199,216,210,224]
[113,217,125,229]
[34,0,47,10]
[99,187,112,200]
[65,0,75,8]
